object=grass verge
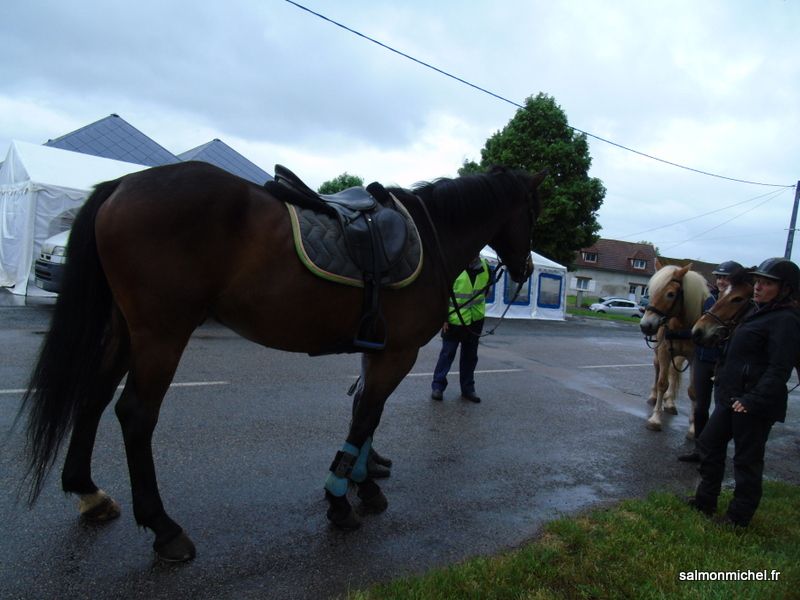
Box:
[347,480,799,599]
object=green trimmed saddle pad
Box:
[286,196,423,288]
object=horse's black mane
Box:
[388,167,532,225]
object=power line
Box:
[619,187,790,239]
[660,192,783,252]
[285,0,794,189]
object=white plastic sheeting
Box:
[481,247,567,321]
[0,141,144,295]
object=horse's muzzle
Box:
[510,254,533,283]
[639,312,661,336]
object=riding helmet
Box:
[751,257,800,291]
[712,260,743,276]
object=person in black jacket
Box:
[688,257,800,526]
[679,260,743,463]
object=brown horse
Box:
[639,265,709,434]
[692,267,800,379]
[18,161,546,561]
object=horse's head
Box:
[692,268,754,346]
[487,167,547,283]
[638,264,714,336]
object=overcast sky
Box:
[2,0,798,267]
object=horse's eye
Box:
[731,296,744,303]
[666,292,675,299]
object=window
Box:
[629,284,637,295]
[576,277,591,290]
[632,259,646,270]
[537,273,562,308]
[504,272,531,305]
[582,252,597,263]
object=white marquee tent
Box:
[0,141,144,295]
[480,247,567,321]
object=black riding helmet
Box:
[751,257,800,292]
[712,260,743,276]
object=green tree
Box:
[460,93,605,267]
[318,172,364,194]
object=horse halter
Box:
[644,278,685,329]
[701,299,752,343]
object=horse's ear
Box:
[532,168,549,188]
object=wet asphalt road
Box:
[1,300,799,600]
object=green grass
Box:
[565,295,642,324]
[347,481,800,600]
[566,306,642,323]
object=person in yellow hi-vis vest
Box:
[431,255,490,403]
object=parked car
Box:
[639,294,650,308]
[34,230,69,293]
[588,298,644,318]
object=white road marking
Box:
[0,381,230,395]
[578,364,652,369]
[403,368,524,378]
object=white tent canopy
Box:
[480,247,567,321]
[0,141,144,295]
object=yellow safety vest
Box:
[448,260,490,326]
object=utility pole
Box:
[786,181,800,260]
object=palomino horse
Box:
[19,161,546,561]
[692,267,800,380]
[639,265,709,434]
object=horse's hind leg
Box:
[61,306,130,522]
[115,328,195,562]
[325,348,418,529]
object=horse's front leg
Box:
[646,348,669,431]
[663,358,684,415]
[686,363,697,440]
[324,348,418,529]
[647,352,659,406]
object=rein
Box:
[411,193,527,338]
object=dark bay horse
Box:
[19,161,546,561]
[639,264,709,434]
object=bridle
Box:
[643,278,691,372]
[412,190,535,338]
[643,278,685,345]
[700,299,751,344]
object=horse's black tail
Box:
[18,179,121,505]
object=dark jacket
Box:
[714,301,800,423]
[695,292,720,363]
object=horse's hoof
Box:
[357,481,388,514]
[154,531,196,562]
[325,492,361,530]
[79,491,121,523]
[646,397,656,406]
[645,421,662,432]
[665,406,678,415]
[685,430,695,441]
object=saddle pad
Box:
[286,196,423,289]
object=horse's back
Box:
[95,162,291,325]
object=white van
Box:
[34,230,70,292]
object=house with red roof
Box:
[571,239,658,302]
